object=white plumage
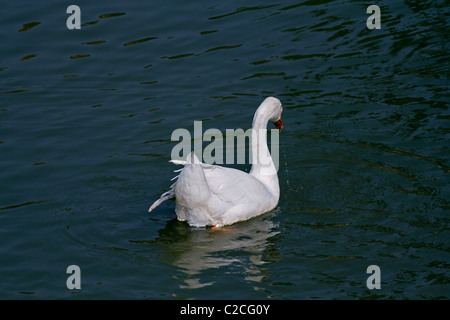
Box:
[149,97,283,227]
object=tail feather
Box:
[170,159,186,165]
[148,159,187,212]
[148,189,175,212]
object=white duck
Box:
[148,97,283,227]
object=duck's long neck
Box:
[250,110,279,199]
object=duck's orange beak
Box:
[273,118,283,130]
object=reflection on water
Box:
[154,212,280,289]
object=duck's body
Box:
[149,97,283,227]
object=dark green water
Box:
[0,0,448,299]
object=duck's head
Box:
[263,97,283,130]
[253,97,284,130]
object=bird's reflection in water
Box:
[155,212,281,289]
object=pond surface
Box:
[0,0,448,299]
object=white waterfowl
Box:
[148,97,283,227]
